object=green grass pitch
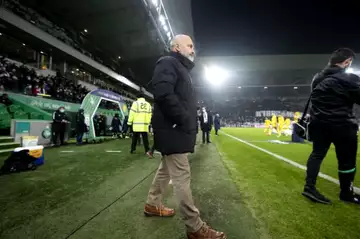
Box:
[0,128,359,239]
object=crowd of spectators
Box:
[0,56,134,109]
[3,0,139,108]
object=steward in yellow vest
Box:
[127,96,152,153]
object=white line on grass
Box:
[222,132,360,194]
[106,150,122,153]
[61,151,74,153]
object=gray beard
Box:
[186,55,195,62]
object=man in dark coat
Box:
[75,109,87,145]
[52,106,69,146]
[302,48,360,205]
[214,113,221,136]
[111,113,122,138]
[143,34,226,239]
[199,106,213,143]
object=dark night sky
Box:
[191,0,360,56]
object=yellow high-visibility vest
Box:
[127,98,152,132]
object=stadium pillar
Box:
[49,55,53,70]
[58,61,67,74]
[36,52,40,68]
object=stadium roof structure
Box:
[194,54,360,91]
[1,0,194,91]
[193,54,360,110]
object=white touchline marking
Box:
[222,132,360,194]
[106,150,122,153]
[61,151,74,153]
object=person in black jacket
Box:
[52,106,69,146]
[143,35,226,239]
[302,48,360,205]
[199,106,213,143]
[111,113,122,138]
[75,109,87,145]
[214,113,221,136]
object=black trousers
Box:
[52,123,65,145]
[305,120,358,193]
[131,132,149,152]
[202,130,210,143]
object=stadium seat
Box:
[13,111,29,120]
[30,112,44,120]
[8,105,22,113]
[0,111,12,129]
[0,105,8,114]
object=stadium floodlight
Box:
[151,0,158,6]
[0,33,2,36]
[238,86,242,89]
[84,29,88,33]
[346,67,354,73]
[167,32,171,37]
[264,86,268,89]
[204,66,229,86]
[163,25,168,32]
[40,51,44,54]
[118,56,121,59]
[159,15,166,25]
[294,86,298,89]
[22,43,26,46]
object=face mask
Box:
[60,109,65,113]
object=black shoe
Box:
[130,150,135,154]
[340,192,360,204]
[302,186,332,204]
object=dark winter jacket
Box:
[111,116,122,132]
[199,111,213,132]
[151,52,197,155]
[310,65,360,126]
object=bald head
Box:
[170,34,195,62]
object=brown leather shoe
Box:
[144,203,175,217]
[187,223,226,239]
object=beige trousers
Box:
[146,153,204,232]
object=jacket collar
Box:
[323,65,346,75]
[169,51,195,71]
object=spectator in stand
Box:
[0,93,12,106]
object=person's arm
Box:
[127,102,136,126]
[348,74,360,105]
[152,58,189,126]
